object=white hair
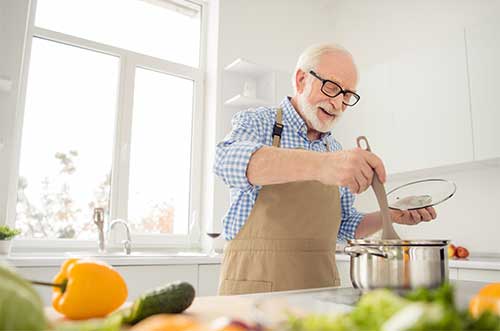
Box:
[292,43,355,93]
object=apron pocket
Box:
[219,279,273,295]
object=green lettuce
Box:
[287,284,500,331]
[288,289,408,331]
[350,289,409,330]
[0,262,48,331]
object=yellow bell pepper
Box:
[52,258,128,320]
[469,282,500,318]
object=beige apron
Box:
[218,108,342,295]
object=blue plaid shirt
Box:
[214,97,364,241]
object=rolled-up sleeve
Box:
[338,186,364,241]
[214,110,265,192]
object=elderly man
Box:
[214,43,436,295]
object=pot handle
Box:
[344,246,390,258]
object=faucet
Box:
[93,208,105,253]
[109,219,132,255]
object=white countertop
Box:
[2,252,222,267]
[4,251,500,270]
[447,256,500,270]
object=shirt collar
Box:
[279,97,332,143]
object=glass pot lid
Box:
[386,178,456,211]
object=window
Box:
[34,0,201,67]
[15,0,204,244]
[128,68,194,235]
[17,38,118,240]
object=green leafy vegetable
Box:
[287,284,500,331]
[461,310,500,331]
[0,262,47,330]
[52,313,123,331]
[404,282,454,307]
[402,303,463,331]
[288,314,352,331]
[350,289,408,330]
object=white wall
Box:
[213,0,500,254]
[212,0,337,232]
[326,0,500,254]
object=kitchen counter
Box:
[187,281,486,321]
[3,252,223,267]
[47,280,487,328]
[447,256,500,270]
[5,251,500,270]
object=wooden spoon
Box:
[356,136,400,240]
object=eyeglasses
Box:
[309,70,360,107]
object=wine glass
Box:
[206,232,221,257]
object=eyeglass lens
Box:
[322,82,358,105]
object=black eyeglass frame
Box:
[309,70,360,106]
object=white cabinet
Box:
[16,267,58,305]
[16,264,201,305]
[465,22,500,161]
[336,260,353,288]
[14,262,500,306]
[449,267,459,280]
[115,265,198,301]
[458,268,500,282]
[336,28,473,174]
[198,264,221,296]
[389,28,473,173]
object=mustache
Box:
[316,102,342,116]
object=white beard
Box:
[297,79,343,133]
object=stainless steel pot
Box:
[345,239,449,290]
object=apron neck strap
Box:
[272,108,284,147]
[272,107,333,151]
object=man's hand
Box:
[390,207,437,225]
[318,148,386,194]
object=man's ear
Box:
[295,69,306,94]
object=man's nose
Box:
[329,94,345,112]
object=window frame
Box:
[8,0,208,250]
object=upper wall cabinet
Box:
[335,28,474,175]
[466,22,500,161]
[388,28,473,174]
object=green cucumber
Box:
[122,281,195,325]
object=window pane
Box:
[16,37,118,239]
[128,67,193,235]
[35,0,201,67]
